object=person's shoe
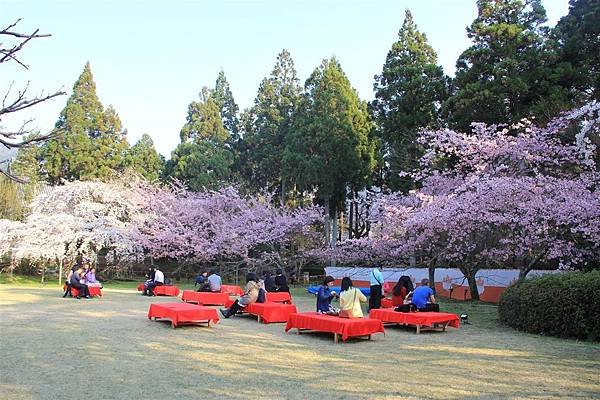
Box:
[85,295,91,299]
[62,293,68,298]
[75,296,81,299]
[219,309,230,318]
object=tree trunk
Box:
[348,191,354,239]
[330,211,338,248]
[465,270,480,301]
[324,201,331,247]
[59,259,63,287]
[41,262,45,284]
[428,261,436,291]
[280,179,286,207]
[354,189,359,238]
[338,210,343,242]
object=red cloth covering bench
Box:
[265,292,292,304]
[369,309,460,334]
[244,302,297,324]
[148,302,219,328]
[220,285,244,296]
[153,285,180,297]
[137,283,145,291]
[181,290,229,305]
[285,312,385,343]
[381,298,394,308]
[66,285,102,297]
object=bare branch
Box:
[0,88,65,116]
[0,19,52,69]
[0,128,58,149]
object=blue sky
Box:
[2,0,570,157]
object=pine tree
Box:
[244,50,301,202]
[284,58,377,246]
[40,62,128,183]
[213,70,240,141]
[372,9,449,192]
[444,0,568,130]
[170,88,234,190]
[126,134,164,181]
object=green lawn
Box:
[0,277,598,399]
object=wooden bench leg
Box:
[416,325,421,334]
[257,315,262,323]
[334,333,339,343]
[171,322,176,329]
[297,328,301,335]
[368,334,372,341]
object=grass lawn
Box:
[0,277,598,399]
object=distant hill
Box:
[0,147,18,172]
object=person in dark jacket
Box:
[274,268,289,292]
[70,267,90,299]
[316,276,338,313]
[263,271,275,292]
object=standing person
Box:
[207,270,222,292]
[263,271,275,292]
[219,273,261,318]
[316,276,338,314]
[274,268,289,292]
[369,265,384,310]
[339,277,367,318]
[144,267,164,296]
[410,278,439,312]
[70,267,90,299]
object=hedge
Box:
[498,270,600,341]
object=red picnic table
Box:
[220,285,244,296]
[369,309,460,334]
[181,290,229,305]
[285,312,385,343]
[243,302,298,324]
[137,283,145,292]
[153,285,180,297]
[265,292,292,304]
[67,285,102,297]
[148,302,219,329]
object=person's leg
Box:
[63,283,71,298]
[220,300,242,318]
[419,303,439,312]
[369,285,381,310]
[146,282,157,296]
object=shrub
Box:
[498,270,600,341]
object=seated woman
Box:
[84,267,102,288]
[392,275,414,306]
[339,277,367,318]
[70,267,90,299]
[274,268,289,292]
[219,272,261,318]
[316,276,338,314]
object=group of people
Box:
[141,267,165,296]
[218,268,290,318]
[315,266,439,317]
[194,270,222,292]
[63,262,102,299]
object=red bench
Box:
[153,285,180,297]
[65,285,102,297]
[181,290,229,305]
[369,308,460,334]
[265,292,292,304]
[285,312,385,343]
[148,303,219,328]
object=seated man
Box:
[195,271,210,292]
[407,278,439,312]
[207,270,222,293]
[70,267,90,299]
[144,268,164,296]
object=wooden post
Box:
[58,258,63,287]
[334,333,339,344]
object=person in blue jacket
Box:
[316,276,338,314]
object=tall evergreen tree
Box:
[372,9,449,192]
[169,88,233,190]
[126,134,164,181]
[244,50,301,202]
[39,62,128,183]
[444,0,569,130]
[284,58,377,246]
[213,70,240,141]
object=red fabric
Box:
[369,309,460,329]
[220,285,244,296]
[147,302,219,327]
[69,286,102,297]
[381,298,394,308]
[181,290,229,305]
[153,286,180,297]
[265,292,292,303]
[245,303,297,324]
[285,312,385,341]
[137,283,144,291]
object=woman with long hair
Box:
[392,275,414,306]
[339,277,367,318]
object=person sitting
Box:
[195,271,210,292]
[274,268,289,292]
[316,276,338,314]
[144,268,164,296]
[84,267,103,288]
[392,275,414,306]
[339,277,367,318]
[70,267,90,299]
[62,265,77,298]
[400,278,439,312]
[207,270,222,292]
[219,272,261,318]
[263,271,275,292]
